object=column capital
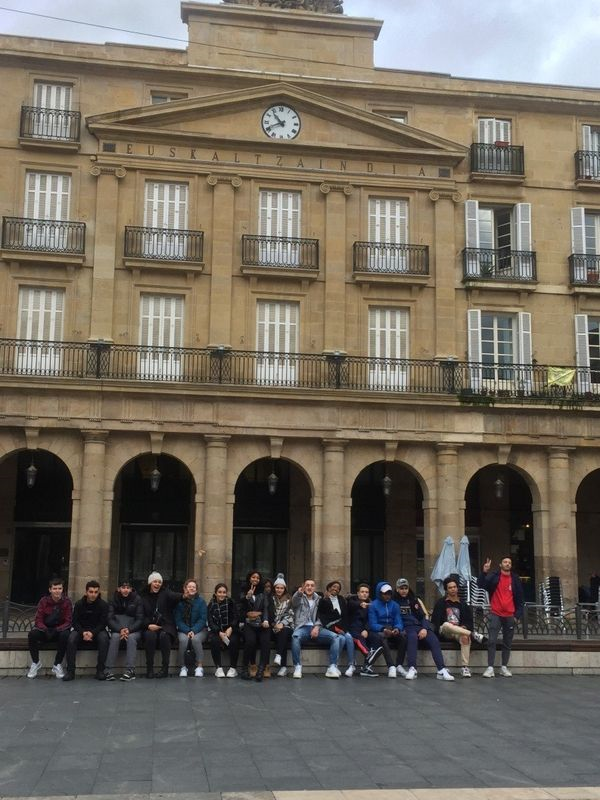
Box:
[320,182,354,196]
[435,442,462,456]
[206,174,242,189]
[89,163,126,179]
[547,445,576,457]
[428,189,462,203]
[81,429,109,444]
[322,438,349,452]
[204,434,231,447]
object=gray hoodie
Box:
[292,589,322,630]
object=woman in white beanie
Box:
[140,572,182,679]
[271,573,293,677]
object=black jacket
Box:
[72,596,109,637]
[238,590,274,627]
[141,586,182,637]
[207,597,239,634]
[107,590,144,634]
[346,594,370,637]
[317,594,349,632]
[430,597,474,636]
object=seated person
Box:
[318,580,355,676]
[174,577,208,678]
[105,578,144,681]
[64,580,109,682]
[367,582,405,678]
[239,570,273,683]
[271,573,293,677]
[291,578,340,679]
[346,583,383,677]
[207,583,240,677]
[141,571,182,679]
[431,575,476,678]
[27,577,72,679]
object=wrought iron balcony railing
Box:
[470,143,525,175]
[575,150,600,181]
[20,106,81,143]
[353,241,429,275]
[124,226,204,262]
[241,235,319,270]
[0,338,597,407]
[463,247,536,282]
[1,217,85,255]
[569,254,600,285]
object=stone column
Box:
[202,435,230,590]
[206,175,241,347]
[89,165,126,340]
[429,190,461,358]
[321,183,352,352]
[426,443,462,604]
[70,430,109,595]
[321,439,349,585]
[547,446,577,605]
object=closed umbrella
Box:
[430,535,457,595]
[456,534,473,602]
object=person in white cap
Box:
[140,572,182,679]
[271,573,293,676]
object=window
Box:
[582,125,600,153]
[258,190,301,265]
[478,117,512,145]
[467,309,532,392]
[575,315,600,392]
[368,198,408,271]
[138,294,184,379]
[368,307,409,389]
[30,81,74,139]
[256,300,298,385]
[464,200,533,278]
[143,181,188,258]
[571,208,600,281]
[151,92,187,105]
[24,172,71,249]
[16,287,64,374]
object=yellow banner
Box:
[547,367,575,387]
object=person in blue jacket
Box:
[367,582,405,678]
[174,578,208,677]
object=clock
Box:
[261,104,301,140]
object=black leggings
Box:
[28,627,70,664]
[209,631,240,668]
[144,629,174,671]
[272,627,292,667]
[242,625,271,668]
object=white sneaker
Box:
[293,665,302,679]
[215,667,225,678]
[345,664,355,677]
[500,665,513,677]
[325,665,339,679]
[396,665,407,677]
[387,666,397,679]
[27,661,41,679]
[51,663,65,679]
[194,666,204,677]
[226,667,237,678]
[273,654,282,667]
[437,668,455,681]
[277,666,287,677]
[179,667,188,678]
[461,666,472,678]
[472,631,485,643]
[334,666,342,677]
[405,666,417,680]
[482,666,495,678]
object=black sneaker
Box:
[104,672,116,681]
[95,670,107,681]
[120,669,136,682]
[155,669,169,679]
[365,646,383,666]
[62,671,75,682]
[360,665,378,677]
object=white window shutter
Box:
[575,314,591,393]
[517,311,533,373]
[24,172,70,220]
[514,203,532,252]
[465,200,480,248]
[17,287,64,341]
[495,119,511,143]
[571,207,586,254]
[478,119,494,144]
[467,309,482,392]
[583,125,592,151]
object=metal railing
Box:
[463,247,536,281]
[353,241,429,275]
[241,235,319,270]
[124,226,204,262]
[575,150,600,181]
[20,106,81,142]
[472,603,600,640]
[0,339,599,405]
[1,217,85,255]
[1,601,37,638]
[470,143,525,175]
[569,254,600,285]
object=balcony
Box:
[353,241,429,278]
[575,151,600,184]
[470,143,525,177]
[463,248,536,283]
[1,217,85,257]
[19,106,81,145]
[569,254,600,286]
[0,338,595,408]
[124,226,204,265]
[241,235,319,275]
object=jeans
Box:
[337,631,355,665]
[291,625,340,666]
[66,629,109,673]
[28,627,70,665]
[177,630,207,666]
[487,613,515,667]
[106,630,140,672]
[405,628,445,670]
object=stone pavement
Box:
[1,673,600,797]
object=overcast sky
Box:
[1,0,600,89]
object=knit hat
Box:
[147,571,163,585]
[273,572,287,588]
[396,578,409,588]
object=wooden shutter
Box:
[583,125,592,151]
[368,308,408,360]
[33,82,72,110]
[517,311,532,393]
[575,314,591,393]
[465,200,480,248]
[256,301,298,354]
[368,198,408,244]
[514,203,532,251]
[144,182,188,229]
[467,309,482,391]
[18,287,64,341]
[495,119,511,143]
[258,191,301,237]
[24,172,70,220]
[571,207,586,254]
[139,294,184,349]
[478,119,495,144]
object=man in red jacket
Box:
[27,578,72,679]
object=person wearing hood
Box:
[105,578,144,681]
[271,573,293,677]
[64,580,109,682]
[141,571,182,679]
[367,581,405,678]
[174,578,208,678]
[395,578,454,681]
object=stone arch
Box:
[575,468,600,596]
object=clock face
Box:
[261,104,301,140]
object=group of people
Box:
[25,556,524,681]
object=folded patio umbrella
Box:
[430,535,457,595]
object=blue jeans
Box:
[291,625,340,666]
[337,631,355,665]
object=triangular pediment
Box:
[87,83,466,165]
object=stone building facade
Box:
[1,1,600,606]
